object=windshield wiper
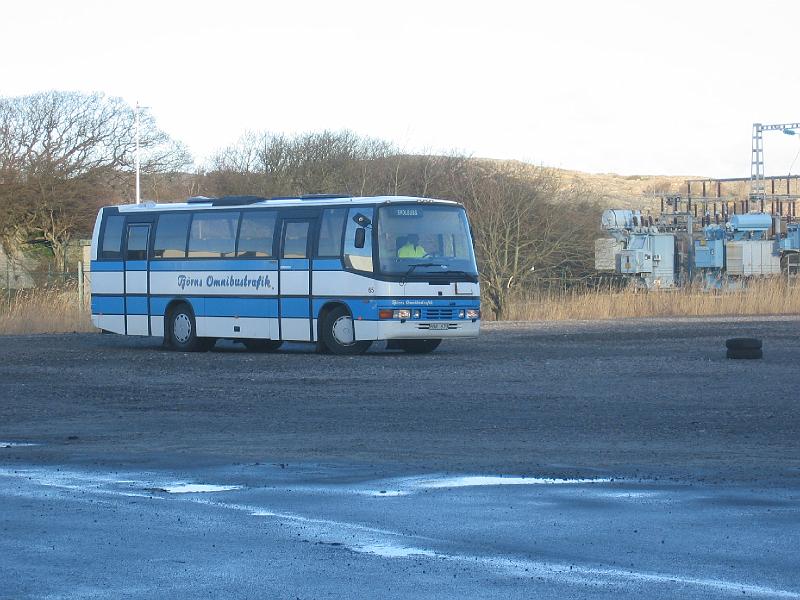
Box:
[401,263,440,283]
[400,264,478,284]
[435,270,478,283]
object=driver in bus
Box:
[397,233,426,258]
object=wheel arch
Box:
[316,300,351,341]
[163,298,196,336]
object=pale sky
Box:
[2,0,799,178]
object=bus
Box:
[89,195,481,354]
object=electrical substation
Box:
[596,122,800,288]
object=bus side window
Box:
[344,207,373,272]
[188,211,239,258]
[126,226,149,261]
[153,213,191,259]
[237,211,276,258]
[283,222,310,259]
[100,215,125,259]
[317,208,347,258]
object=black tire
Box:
[243,339,283,352]
[727,348,763,360]
[320,306,372,355]
[725,338,762,350]
[395,339,442,354]
[166,304,214,352]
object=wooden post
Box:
[77,260,84,310]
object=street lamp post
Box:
[134,102,151,205]
[135,101,141,204]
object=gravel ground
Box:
[1,317,799,484]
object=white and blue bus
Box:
[89,195,481,354]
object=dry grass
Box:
[0,286,95,334]
[495,279,800,322]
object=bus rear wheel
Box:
[243,339,283,352]
[167,304,214,352]
[320,306,372,355]
[395,339,442,354]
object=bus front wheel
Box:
[167,304,214,352]
[320,306,372,355]
[395,339,442,354]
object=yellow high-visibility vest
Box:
[397,243,426,258]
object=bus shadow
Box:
[210,340,408,356]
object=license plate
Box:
[429,323,449,330]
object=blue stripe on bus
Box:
[389,298,481,308]
[125,260,148,271]
[96,294,478,320]
[205,297,278,318]
[148,296,278,318]
[310,298,377,320]
[311,297,480,319]
[150,259,278,271]
[149,296,204,317]
[280,297,310,318]
[125,296,149,315]
[91,295,125,314]
[91,261,124,272]
[312,259,343,270]
[279,258,309,270]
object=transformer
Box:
[618,233,676,288]
[691,217,780,280]
[726,241,780,276]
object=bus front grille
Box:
[423,308,454,320]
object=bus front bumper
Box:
[376,319,480,339]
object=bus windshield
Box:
[377,205,478,279]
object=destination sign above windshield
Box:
[391,207,423,218]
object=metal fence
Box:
[0,256,88,308]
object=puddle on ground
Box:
[413,475,612,489]
[158,484,243,494]
[362,490,409,497]
[302,474,615,498]
[351,543,439,559]
[591,490,661,500]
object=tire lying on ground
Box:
[726,348,763,360]
[725,338,762,350]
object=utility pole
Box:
[134,102,151,205]
[135,101,141,204]
[750,122,800,209]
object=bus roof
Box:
[111,195,460,212]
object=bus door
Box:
[278,216,315,341]
[124,222,151,336]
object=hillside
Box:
[484,158,702,209]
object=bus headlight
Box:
[466,309,480,319]
[380,309,412,319]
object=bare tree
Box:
[0,91,191,270]
[461,166,599,318]
[208,130,396,198]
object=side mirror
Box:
[353,213,371,227]
[354,227,366,249]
